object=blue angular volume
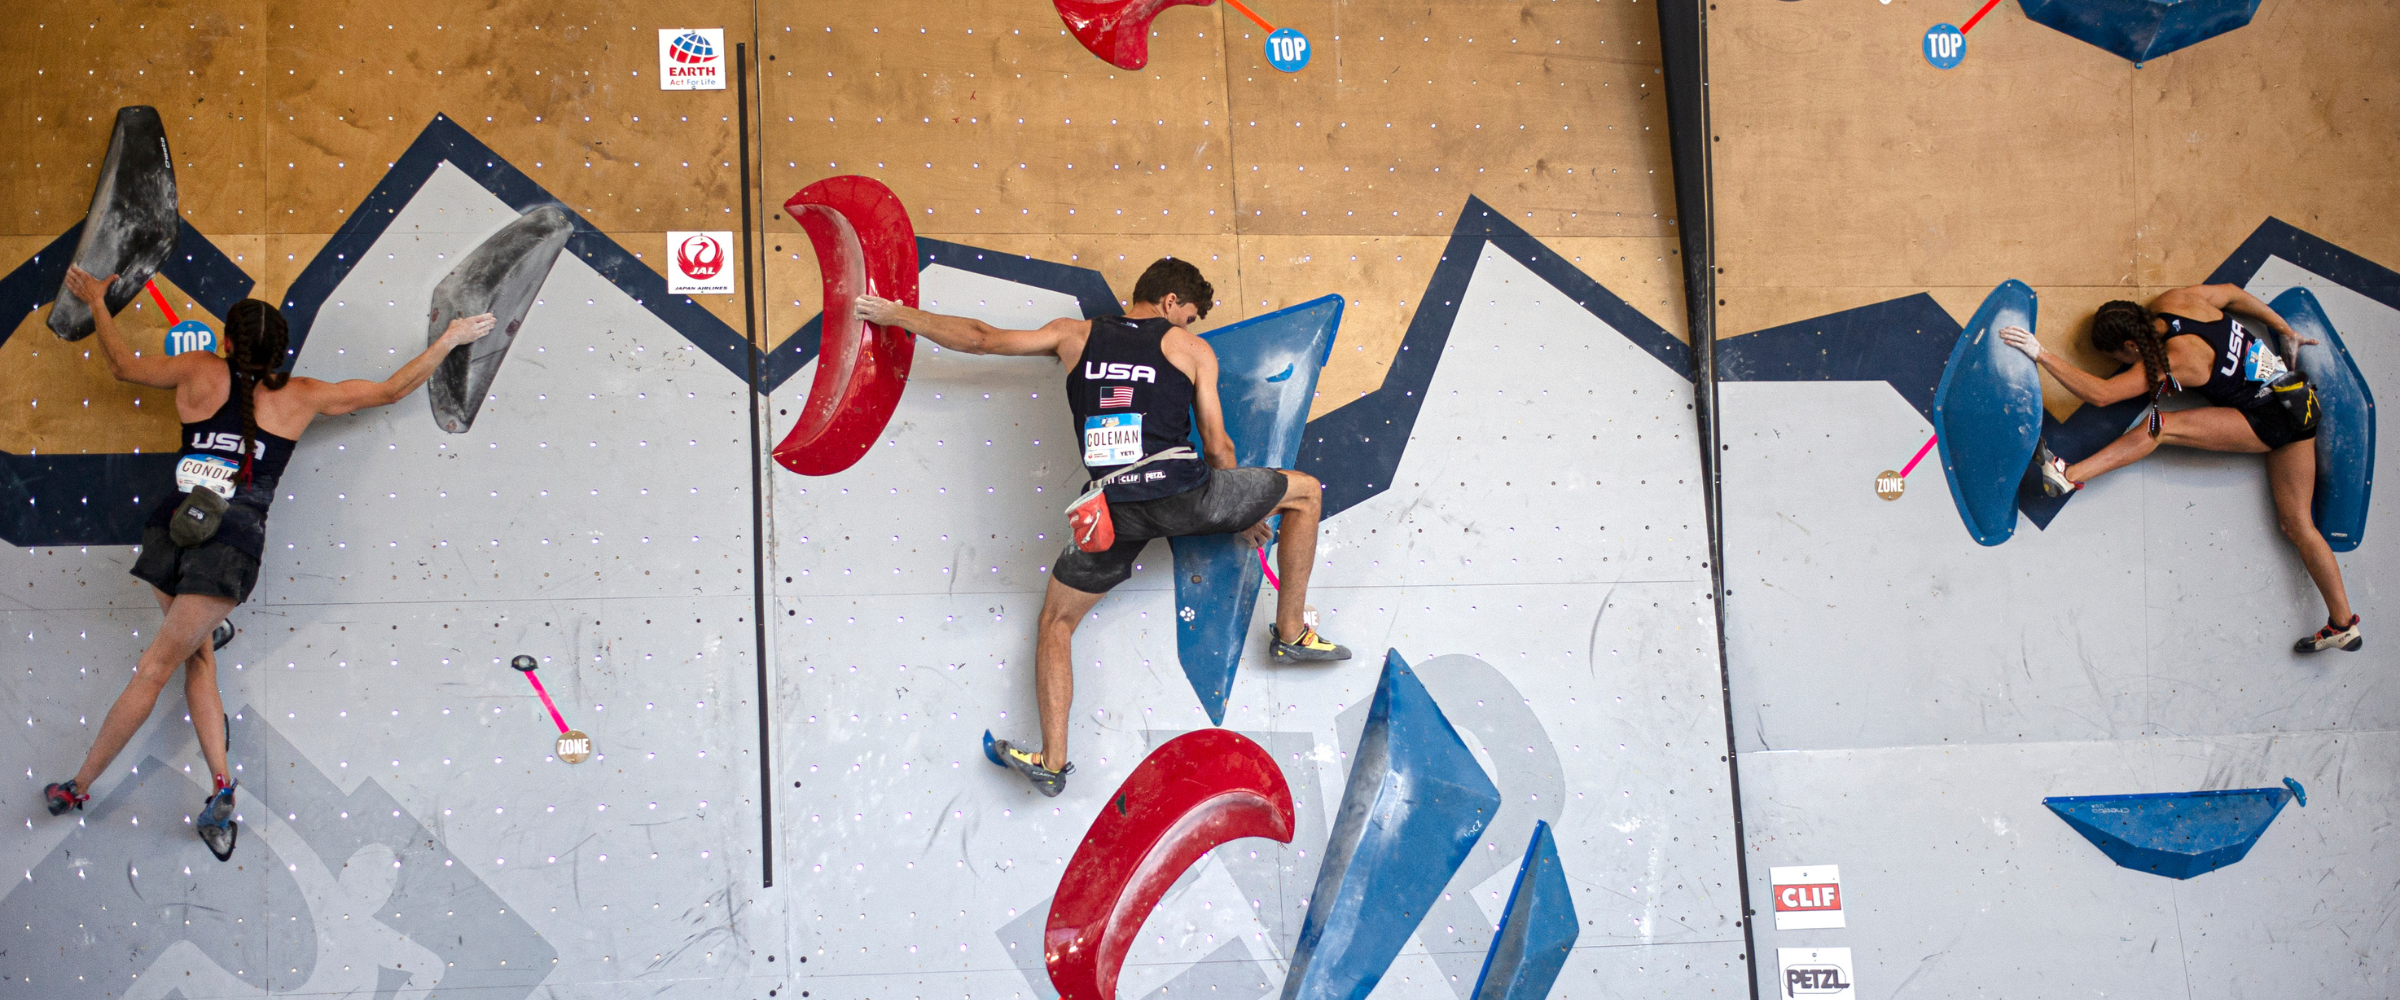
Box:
[1932,280,2042,546]
[1170,294,1343,724]
[1282,649,1502,1000]
[2044,785,2295,879]
[2271,288,2376,553]
[1469,821,1578,1000]
[2018,0,2261,66]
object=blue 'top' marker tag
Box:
[165,319,217,356]
[1266,27,1310,73]
[1924,23,1966,69]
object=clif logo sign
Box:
[667,231,735,295]
[1768,864,1845,929]
[1776,948,1856,1000]
[657,28,726,90]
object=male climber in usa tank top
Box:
[42,265,496,860]
[855,258,1351,796]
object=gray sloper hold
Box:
[426,204,573,433]
[48,106,178,341]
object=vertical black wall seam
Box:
[735,41,775,890]
[1656,2,1759,996]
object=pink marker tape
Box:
[1900,434,1939,478]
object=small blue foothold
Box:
[2284,777,2306,807]
[1266,363,1295,383]
[982,730,1005,768]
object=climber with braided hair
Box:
[42,265,494,857]
[1997,284,2360,654]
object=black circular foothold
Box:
[510,655,538,672]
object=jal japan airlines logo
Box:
[667,231,735,295]
[658,28,726,91]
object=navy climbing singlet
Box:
[1066,316,1209,502]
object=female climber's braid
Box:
[222,300,292,482]
[2093,300,2172,437]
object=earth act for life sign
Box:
[667,232,735,295]
[659,28,726,90]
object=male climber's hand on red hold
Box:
[853,294,903,327]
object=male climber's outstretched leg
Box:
[1260,471,1349,663]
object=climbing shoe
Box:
[196,781,239,862]
[43,779,87,816]
[2295,615,2363,654]
[1269,624,1352,663]
[211,619,235,652]
[2026,441,2079,498]
[985,736,1071,798]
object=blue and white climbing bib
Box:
[175,454,241,498]
[1082,413,1144,467]
[2239,325,2288,383]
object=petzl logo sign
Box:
[667,231,734,295]
[1769,864,1845,929]
[658,28,726,90]
[1777,948,1856,999]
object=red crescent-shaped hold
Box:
[1045,729,1294,1000]
[1053,0,1218,70]
[773,175,919,476]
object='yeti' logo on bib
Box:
[1084,362,1157,383]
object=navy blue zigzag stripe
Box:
[1296,195,1691,518]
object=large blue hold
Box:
[1469,821,1578,1000]
[2018,0,2261,65]
[1170,294,1342,724]
[2044,784,2298,879]
[1282,649,1501,1000]
[1932,280,2042,546]
[2271,288,2376,554]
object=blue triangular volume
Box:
[1470,820,1579,1000]
[2044,786,2293,880]
[1284,649,1502,1000]
[1931,281,2042,546]
[1168,295,1344,724]
[2019,0,2261,65]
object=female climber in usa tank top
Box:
[42,265,497,860]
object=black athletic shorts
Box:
[130,525,260,603]
[1052,467,1289,594]
[2242,376,2319,451]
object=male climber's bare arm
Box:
[853,294,1082,359]
[2000,325,2150,406]
[1185,342,1238,470]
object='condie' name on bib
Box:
[176,455,241,498]
[1083,414,1144,467]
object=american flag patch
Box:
[1098,386,1134,408]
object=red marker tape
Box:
[144,279,180,326]
[1900,434,1939,478]
[1960,0,2003,34]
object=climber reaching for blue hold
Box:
[2002,283,2361,654]
[854,258,1351,797]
